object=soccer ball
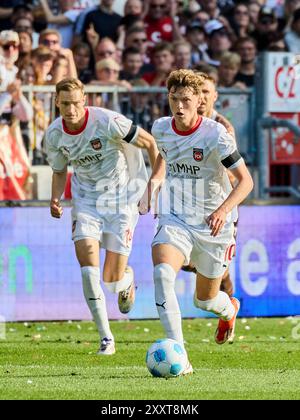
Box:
[146,338,188,378]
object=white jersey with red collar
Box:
[152,115,243,226]
[45,106,147,208]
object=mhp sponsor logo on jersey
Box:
[168,162,201,177]
[90,139,102,151]
[193,148,203,162]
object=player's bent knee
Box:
[153,263,176,285]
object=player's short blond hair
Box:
[194,71,217,86]
[56,78,85,95]
[167,69,204,95]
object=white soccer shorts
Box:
[71,202,139,256]
[152,215,235,279]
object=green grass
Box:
[1,318,300,400]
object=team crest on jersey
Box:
[90,139,102,150]
[193,148,203,162]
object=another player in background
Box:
[182,72,237,299]
[139,70,253,372]
[45,78,158,355]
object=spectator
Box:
[204,20,232,67]
[94,37,119,65]
[116,0,144,53]
[191,9,210,26]
[16,31,33,83]
[90,57,131,110]
[13,15,39,48]
[125,27,153,72]
[0,1,25,31]
[185,20,207,66]
[174,0,191,36]
[31,46,55,84]
[285,0,300,23]
[173,40,192,69]
[39,0,80,49]
[251,6,280,51]
[81,0,122,43]
[0,30,20,88]
[120,47,144,81]
[39,28,77,79]
[143,42,174,86]
[143,0,183,48]
[92,57,132,89]
[234,37,257,87]
[72,42,94,83]
[248,1,263,28]
[0,78,32,200]
[197,0,220,19]
[218,51,246,89]
[231,3,252,38]
[30,46,57,164]
[11,3,35,28]
[0,79,33,129]
[285,8,300,52]
[124,0,143,16]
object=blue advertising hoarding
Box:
[0,205,299,321]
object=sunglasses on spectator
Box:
[42,39,59,46]
[3,43,19,51]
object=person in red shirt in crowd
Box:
[143,0,182,48]
[142,42,174,86]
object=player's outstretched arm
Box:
[206,162,253,237]
[50,169,67,218]
[138,154,166,215]
[133,127,159,168]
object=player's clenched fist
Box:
[50,198,63,218]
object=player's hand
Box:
[138,191,150,215]
[50,198,63,218]
[206,208,227,237]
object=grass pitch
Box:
[1,318,300,400]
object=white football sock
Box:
[194,291,235,321]
[154,263,184,345]
[81,266,113,340]
[103,269,133,294]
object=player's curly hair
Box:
[56,78,85,95]
[166,69,205,95]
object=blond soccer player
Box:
[45,78,158,355]
[139,70,253,372]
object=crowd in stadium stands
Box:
[0,0,300,173]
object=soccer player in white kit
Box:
[45,78,158,355]
[139,70,253,372]
[182,73,237,299]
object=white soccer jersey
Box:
[45,107,147,208]
[152,116,243,226]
